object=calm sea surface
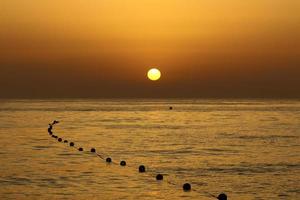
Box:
[0,99,299,200]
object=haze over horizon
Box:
[1,0,299,98]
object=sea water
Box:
[0,99,299,199]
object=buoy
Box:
[48,131,52,135]
[54,135,58,138]
[217,193,227,200]
[120,161,126,166]
[156,174,163,180]
[183,183,191,191]
[106,157,112,163]
[78,147,83,151]
[70,142,74,147]
[58,138,62,142]
[139,165,146,173]
[51,135,56,138]
[91,148,96,153]
[64,140,68,143]
[169,106,173,110]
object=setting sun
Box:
[147,68,161,81]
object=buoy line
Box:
[47,120,228,200]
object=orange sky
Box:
[0,0,299,98]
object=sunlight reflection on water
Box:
[0,99,299,199]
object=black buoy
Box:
[183,183,191,191]
[169,106,173,110]
[156,174,163,180]
[48,131,52,135]
[64,140,68,143]
[48,127,52,133]
[54,135,58,138]
[106,157,112,163]
[78,147,83,151]
[120,161,126,166]
[58,138,62,142]
[139,165,146,173]
[217,193,227,200]
[48,125,52,132]
[51,135,56,138]
[70,142,74,147]
[91,148,96,153]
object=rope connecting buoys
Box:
[47,121,228,199]
[183,183,191,191]
[156,174,163,180]
[120,160,126,166]
[48,121,58,135]
[139,165,146,173]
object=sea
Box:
[0,99,299,200]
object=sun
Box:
[147,68,161,81]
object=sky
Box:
[0,0,299,98]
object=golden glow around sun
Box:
[147,68,161,81]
